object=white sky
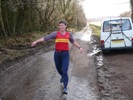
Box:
[82,0,131,19]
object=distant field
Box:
[89,21,102,26]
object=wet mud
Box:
[0,27,101,100]
[2,26,133,100]
[91,35,133,100]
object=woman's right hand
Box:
[31,41,37,47]
[31,38,44,47]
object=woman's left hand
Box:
[79,47,83,54]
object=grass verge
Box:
[0,32,52,64]
[0,28,77,70]
[89,24,101,37]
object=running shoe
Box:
[63,88,67,94]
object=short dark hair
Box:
[58,19,67,26]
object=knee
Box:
[62,71,68,76]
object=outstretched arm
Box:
[31,32,57,47]
[72,41,83,54]
[31,38,44,47]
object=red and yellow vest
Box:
[55,31,70,51]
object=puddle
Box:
[68,77,99,100]
[73,27,92,42]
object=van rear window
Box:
[103,19,131,32]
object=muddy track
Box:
[92,35,133,100]
[0,41,54,73]
[0,27,101,100]
[1,29,133,100]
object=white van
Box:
[100,17,133,51]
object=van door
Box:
[103,19,132,48]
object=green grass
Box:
[90,24,101,37]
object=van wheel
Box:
[129,48,133,53]
[102,50,106,54]
[102,50,110,55]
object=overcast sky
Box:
[82,0,131,19]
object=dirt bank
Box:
[92,35,133,100]
[0,41,54,73]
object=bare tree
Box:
[0,0,86,38]
[119,11,131,17]
[35,0,57,31]
[0,0,7,38]
[130,0,133,20]
[56,0,86,28]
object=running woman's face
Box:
[58,23,67,32]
